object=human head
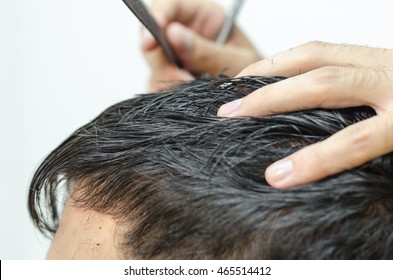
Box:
[29,76,393,259]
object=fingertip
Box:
[265,158,295,189]
[167,23,194,53]
[217,98,243,117]
[217,105,225,117]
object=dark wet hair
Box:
[29,76,393,259]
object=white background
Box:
[1,0,392,259]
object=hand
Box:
[218,41,393,188]
[141,0,261,91]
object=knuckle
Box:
[283,41,333,70]
[352,67,374,84]
[347,123,373,162]
[359,69,393,110]
[311,66,342,85]
[302,40,328,50]
[297,40,331,57]
[378,114,393,151]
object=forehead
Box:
[46,198,123,259]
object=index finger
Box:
[218,66,392,117]
[237,41,393,77]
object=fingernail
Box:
[217,98,242,116]
[169,23,193,51]
[265,159,293,186]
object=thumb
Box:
[167,23,254,76]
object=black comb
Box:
[122,0,182,67]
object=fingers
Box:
[140,0,177,52]
[140,12,169,51]
[166,23,260,76]
[144,47,193,91]
[218,67,393,117]
[143,0,224,49]
[141,0,229,78]
[149,0,224,38]
[266,112,393,188]
[142,0,260,78]
[237,41,393,77]
[228,40,393,188]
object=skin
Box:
[141,0,261,91]
[218,41,393,188]
[46,197,122,259]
